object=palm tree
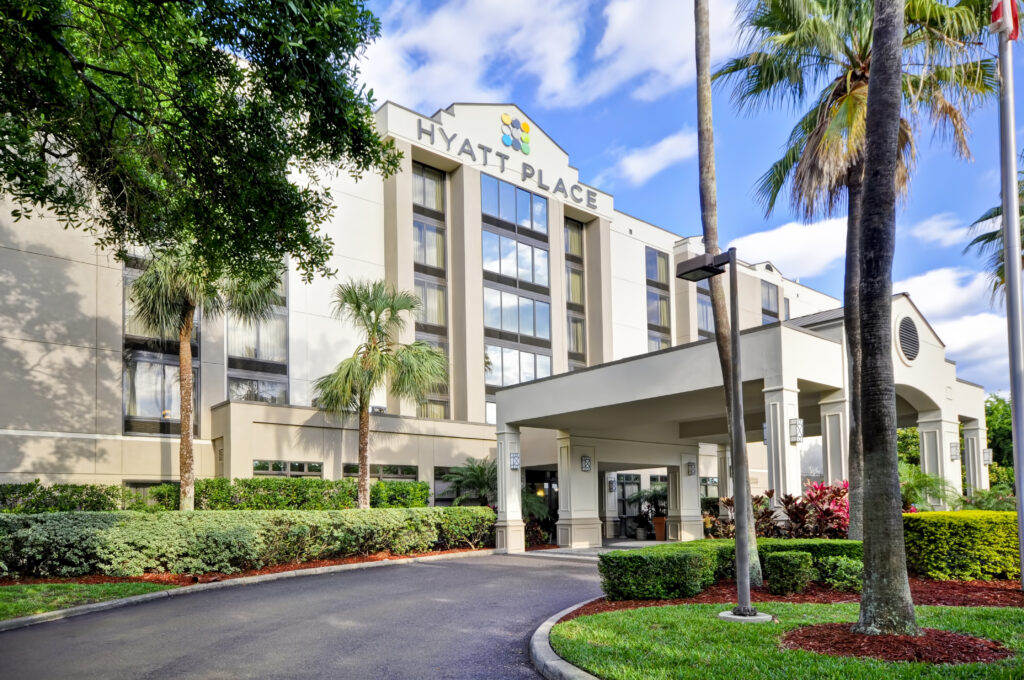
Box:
[313,280,448,509]
[898,461,958,510]
[129,245,282,511]
[853,0,916,637]
[441,457,549,519]
[716,0,995,540]
[965,170,1024,292]
[694,0,763,588]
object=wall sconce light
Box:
[509,450,520,471]
[789,418,804,444]
[608,477,617,493]
[983,448,994,465]
[686,462,697,476]
[950,443,960,461]
[762,422,768,445]
[580,455,592,472]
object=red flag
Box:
[992,0,1020,40]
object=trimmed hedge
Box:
[0,480,131,513]
[764,551,814,595]
[820,556,863,592]
[904,510,1020,580]
[0,507,494,577]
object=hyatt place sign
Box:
[416,116,600,211]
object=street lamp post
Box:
[677,247,760,618]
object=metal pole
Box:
[996,9,1024,591]
[729,248,755,615]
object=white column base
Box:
[666,516,704,542]
[603,518,621,538]
[495,519,526,554]
[556,518,603,549]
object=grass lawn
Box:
[551,603,1024,679]
[0,583,176,621]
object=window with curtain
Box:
[697,281,714,339]
[645,247,669,285]
[123,357,198,435]
[648,331,670,352]
[566,266,585,306]
[414,220,446,270]
[761,280,780,324]
[226,268,289,405]
[565,219,584,258]
[568,316,586,355]
[415,278,447,327]
[647,290,670,328]
[228,310,287,362]
[413,163,444,212]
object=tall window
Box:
[414,163,449,419]
[696,279,714,340]
[761,280,780,324]
[122,265,200,436]
[566,218,586,370]
[228,273,288,404]
[784,297,791,321]
[481,174,547,234]
[645,247,670,351]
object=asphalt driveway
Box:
[0,553,601,680]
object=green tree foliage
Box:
[441,457,549,520]
[1,0,400,282]
[966,173,1024,291]
[898,461,959,511]
[313,280,448,509]
[897,427,920,465]
[985,394,1014,467]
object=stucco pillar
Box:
[963,420,989,494]
[764,385,802,499]
[584,217,614,364]
[449,164,485,422]
[819,391,848,483]
[716,443,732,498]
[666,445,703,541]
[383,139,417,417]
[495,425,525,553]
[918,413,964,506]
[555,432,602,548]
[600,471,620,538]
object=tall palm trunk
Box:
[695,0,761,585]
[178,306,196,512]
[358,403,371,509]
[853,0,918,636]
[844,163,865,541]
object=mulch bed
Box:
[782,623,1014,665]
[559,578,1024,623]
[0,547,485,588]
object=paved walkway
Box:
[525,538,665,562]
[0,554,601,680]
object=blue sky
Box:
[362,0,1017,393]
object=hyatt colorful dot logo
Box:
[500,113,531,155]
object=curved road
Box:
[0,554,600,680]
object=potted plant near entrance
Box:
[628,484,669,540]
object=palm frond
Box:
[311,356,365,413]
[389,341,449,403]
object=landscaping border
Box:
[0,548,495,633]
[530,596,603,680]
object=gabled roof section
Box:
[787,293,946,348]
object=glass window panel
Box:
[228,316,259,359]
[517,243,533,283]
[290,462,305,473]
[415,221,444,270]
[648,332,669,352]
[532,195,547,234]
[261,312,287,362]
[566,267,584,305]
[271,461,286,472]
[163,365,181,419]
[483,288,502,329]
[485,345,502,386]
[416,279,446,326]
[516,188,532,229]
[646,247,668,284]
[534,249,548,287]
[253,460,270,472]
[229,377,259,402]
[520,351,535,383]
[500,237,518,278]
[698,292,714,333]
[418,400,448,419]
[482,232,500,273]
[501,292,519,332]
[413,220,425,264]
[485,401,497,425]
[568,317,586,354]
[502,347,519,386]
[423,167,443,211]
[761,280,779,313]
[412,172,425,208]
[519,297,534,336]
[499,180,516,223]
[481,174,499,217]
[535,301,550,339]
[308,462,323,473]
[647,290,669,327]
[565,221,583,256]
[536,354,551,378]
[125,361,163,418]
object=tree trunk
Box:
[178,307,196,512]
[853,0,918,636]
[694,0,761,586]
[844,163,865,541]
[358,403,371,509]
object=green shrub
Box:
[370,481,431,508]
[764,550,815,595]
[0,507,495,577]
[756,538,862,569]
[819,556,863,592]
[0,480,128,513]
[599,549,716,600]
[903,510,1019,580]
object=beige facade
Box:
[0,101,987,532]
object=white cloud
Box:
[597,129,699,187]
[360,0,743,112]
[906,212,975,248]
[893,268,992,321]
[727,217,848,279]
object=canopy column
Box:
[555,432,602,548]
[665,445,703,541]
[819,392,848,483]
[918,412,963,506]
[764,385,802,499]
[495,425,525,553]
[963,419,989,495]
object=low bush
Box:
[764,551,815,595]
[599,549,716,600]
[756,538,862,569]
[819,555,863,592]
[370,481,431,508]
[0,507,495,577]
[0,480,129,513]
[903,510,1019,580]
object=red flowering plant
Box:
[718,481,850,539]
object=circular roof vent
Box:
[898,317,920,361]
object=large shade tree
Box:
[716,0,994,539]
[1,0,400,282]
[129,246,282,510]
[313,281,448,509]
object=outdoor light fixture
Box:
[762,422,768,446]
[608,477,617,493]
[509,452,521,471]
[687,462,697,476]
[580,455,592,472]
[789,418,804,444]
[950,443,961,461]
[675,252,728,281]
[983,448,994,465]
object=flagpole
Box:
[996,0,1024,592]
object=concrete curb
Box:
[530,596,603,680]
[0,548,496,634]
